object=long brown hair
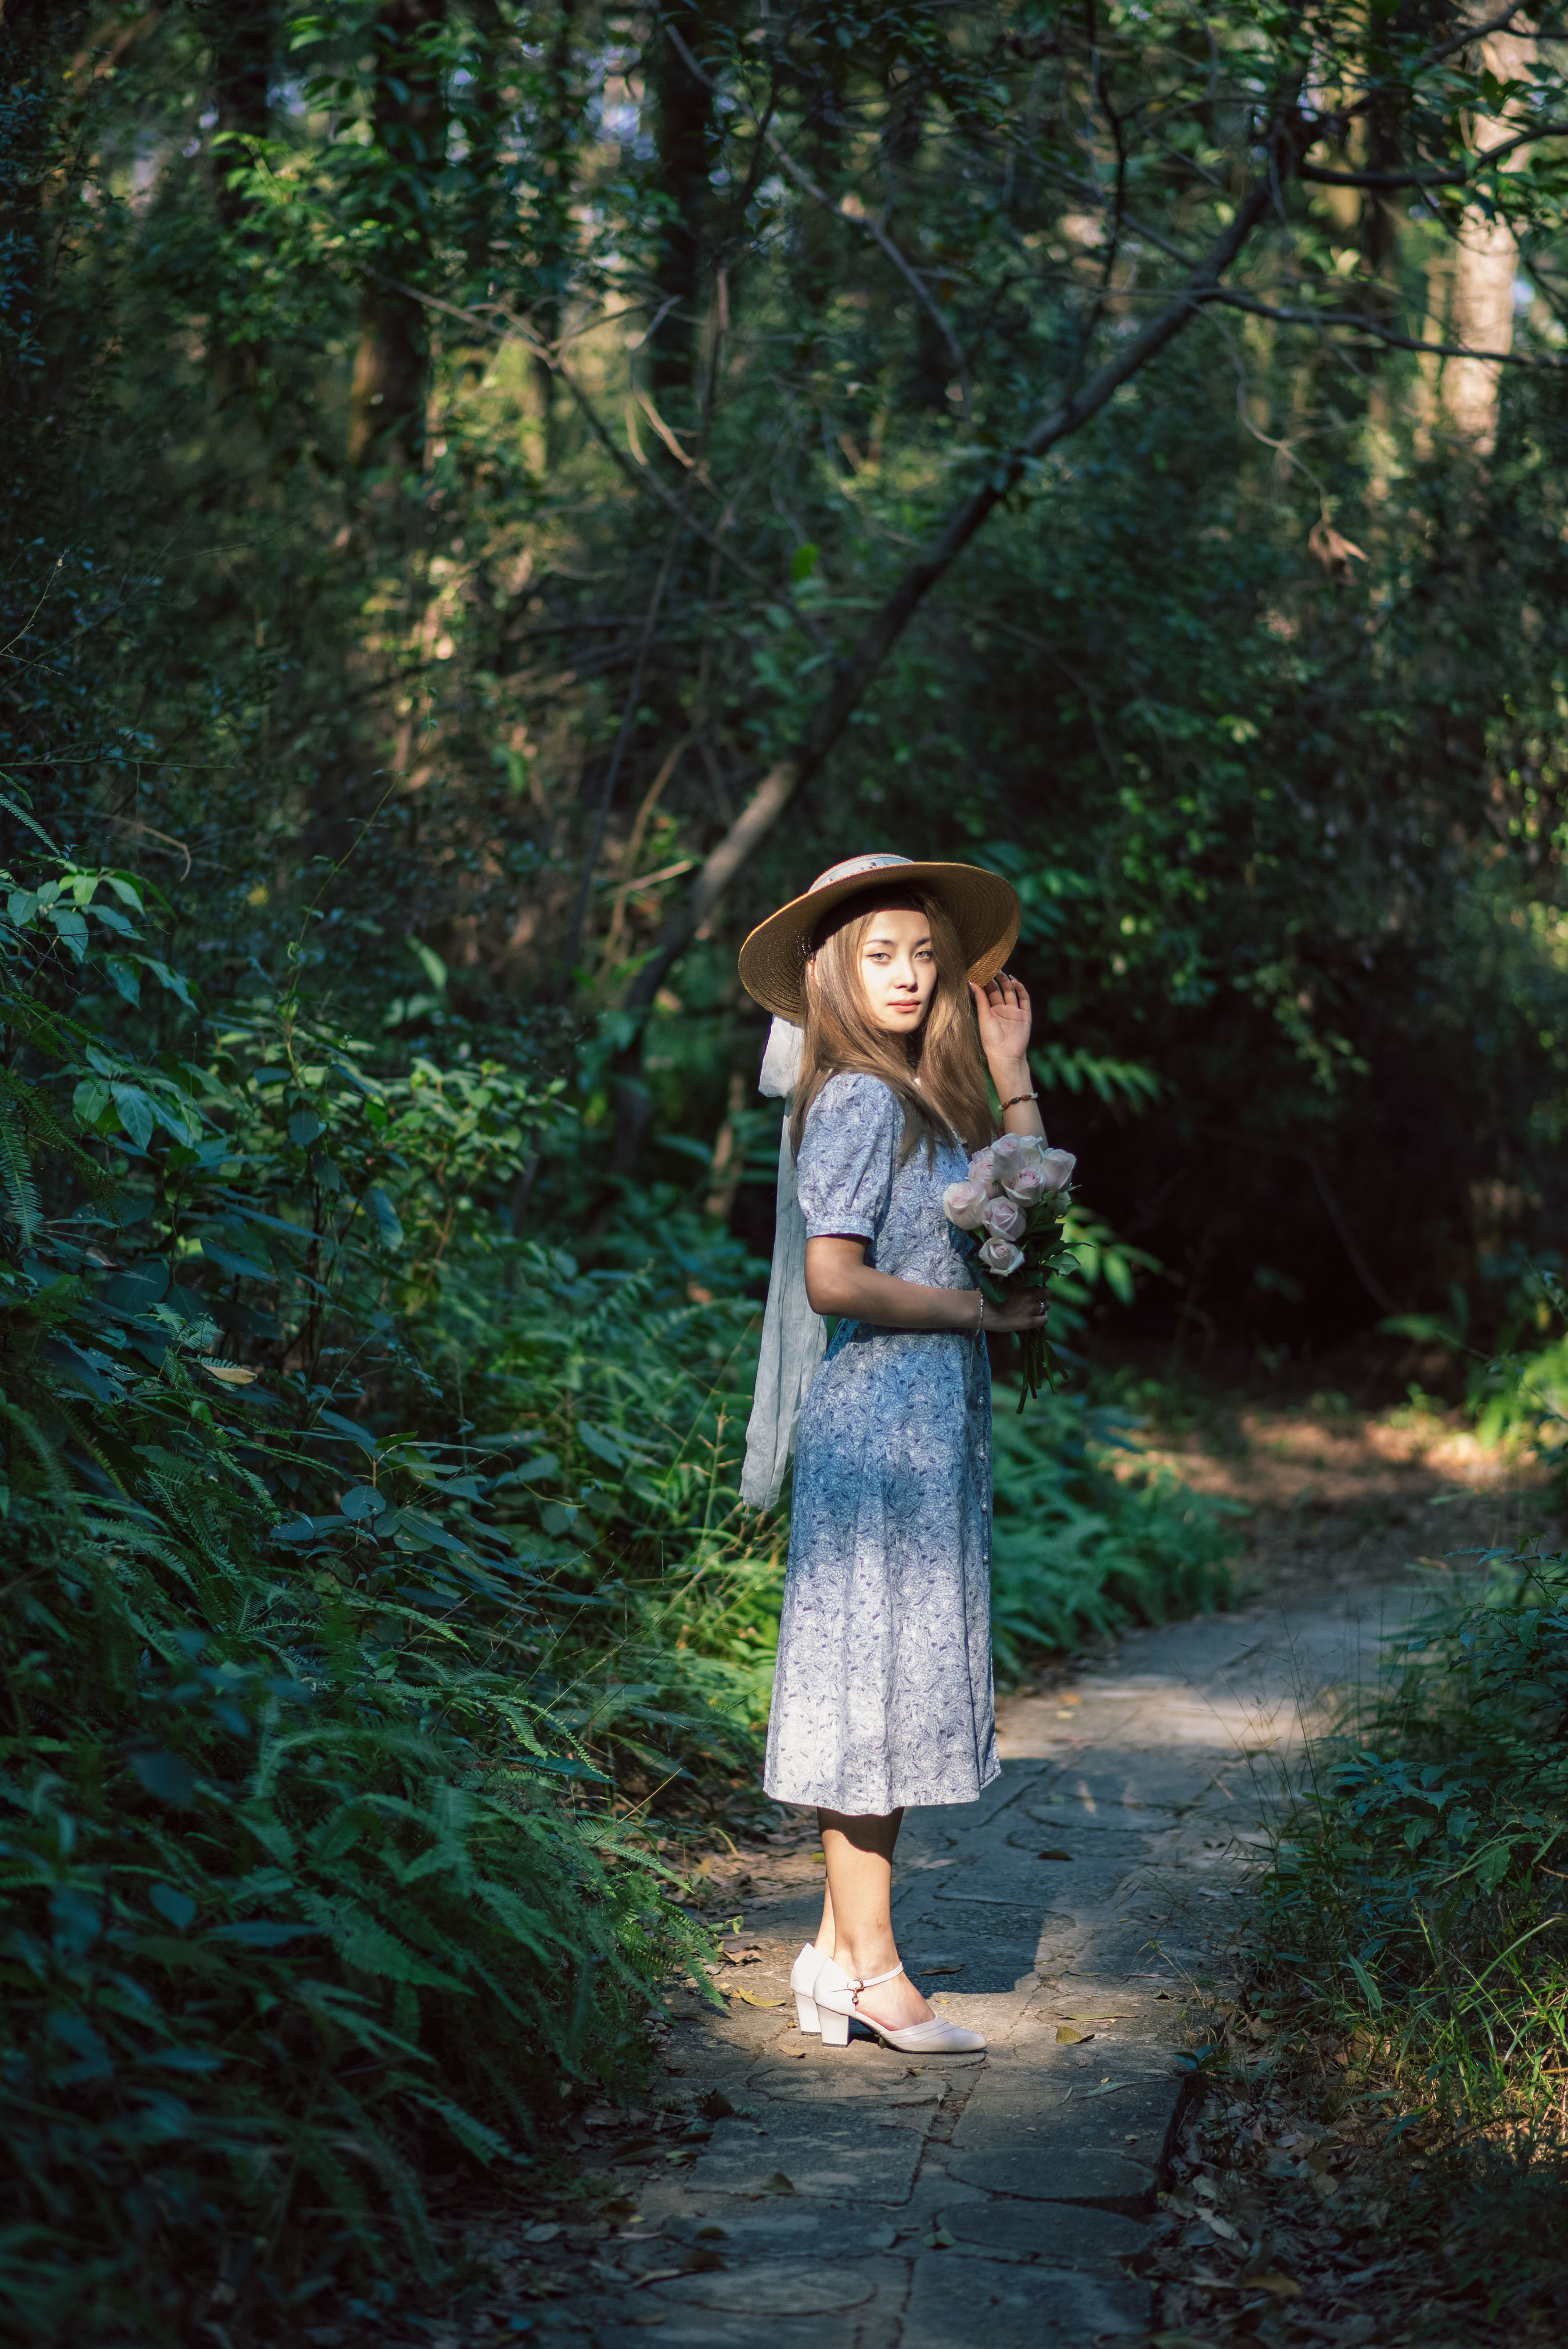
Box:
[789,888,993,1162]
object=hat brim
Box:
[738,861,1022,1022]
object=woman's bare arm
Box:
[970,972,1047,1139]
[805,1235,1046,1335]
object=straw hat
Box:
[738,852,1021,1022]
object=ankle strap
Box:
[850,1962,905,2006]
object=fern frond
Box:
[0,1100,40,1247]
[0,1067,113,1198]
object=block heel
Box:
[813,1956,987,2054]
[789,1940,825,2035]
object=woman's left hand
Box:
[970,970,1033,1073]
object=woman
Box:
[737,852,1052,2055]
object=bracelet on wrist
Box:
[1001,1090,1037,1111]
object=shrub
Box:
[0,854,711,2340]
[989,1389,1240,1675]
[1259,1550,1568,2146]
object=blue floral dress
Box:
[763,1072,999,1814]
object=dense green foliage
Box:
[1257,1334,1568,2265]
[0,854,739,2336]
[7,1,1568,1352]
[8,0,1568,2334]
[0,829,1231,2336]
[1263,1556,1568,2121]
[989,1393,1239,1674]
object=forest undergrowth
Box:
[1137,1367,1568,2348]
[0,839,1235,2345]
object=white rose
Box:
[1001,1166,1045,1208]
[943,1178,991,1232]
[990,1133,1026,1179]
[981,1194,1027,1241]
[977,1235,1025,1275]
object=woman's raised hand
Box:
[970,970,1033,1072]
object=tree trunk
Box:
[644,1,720,411]
[1442,17,1537,455]
[347,0,448,475]
[531,0,581,461]
[0,0,96,421]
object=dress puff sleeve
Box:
[796,1073,902,1245]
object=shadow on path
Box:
[491,1585,1422,2347]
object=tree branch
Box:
[1301,117,1568,188]
[1407,1,1536,78]
[1208,287,1567,365]
[623,119,1306,1011]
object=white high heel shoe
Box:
[812,1956,987,2053]
[790,1941,825,2033]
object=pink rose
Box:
[1000,1166,1045,1208]
[977,1235,1024,1275]
[1040,1148,1076,1193]
[990,1133,1026,1180]
[967,1147,997,1192]
[943,1178,991,1232]
[981,1194,1027,1241]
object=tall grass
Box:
[1260,1552,1568,2152]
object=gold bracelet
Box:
[973,1290,986,1335]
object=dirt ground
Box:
[1120,1367,1547,1605]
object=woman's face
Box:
[851,904,938,1036]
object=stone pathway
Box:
[498,1582,1422,2348]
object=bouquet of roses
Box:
[943,1132,1077,1406]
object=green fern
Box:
[0,1098,39,1245]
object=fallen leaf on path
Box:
[1056,2025,1092,2043]
[760,2171,794,2195]
[725,1988,784,2007]
[1241,2273,1302,2297]
[1038,1848,1074,1860]
[922,2227,955,2249]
